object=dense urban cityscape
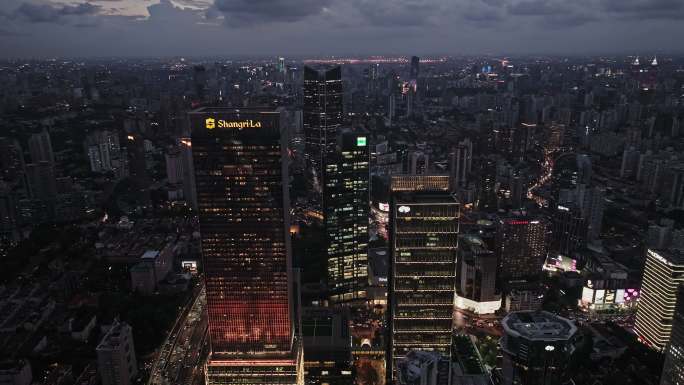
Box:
[1,7,684,385]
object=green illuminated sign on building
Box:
[357,137,367,147]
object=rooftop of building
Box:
[96,320,131,351]
[141,250,160,260]
[648,248,684,266]
[502,311,577,341]
[397,351,448,384]
[394,191,459,205]
[189,107,280,114]
[459,234,493,256]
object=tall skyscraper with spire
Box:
[189,107,303,385]
[303,66,343,197]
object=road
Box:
[148,284,207,385]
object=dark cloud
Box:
[352,0,441,27]
[212,0,332,24]
[507,0,568,16]
[541,12,599,28]
[0,28,22,36]
[600,0,684,19]
[13,2,101,23]
[480,0,505,7]
[462,5,504,27]
[1,0,684,57]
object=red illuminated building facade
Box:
[189,107,303,385]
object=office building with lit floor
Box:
[635,249,684,351]
[388,189,459,382]
[501,311,578,385]
[325,129,370,303]
[189,108,303,385]
[495,211,548,284]
[303,66,343,194]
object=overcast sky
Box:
[0,0,682,58]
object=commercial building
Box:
[495,211,548,284]
[303,66,343,194]
[96,320,137,385]
[388,191,459,381]
[549,204,587,255]
[635,249,684,351]
[578,254,637,312]
[456,235,501,315]
[391,175,450,193]
[396,351,450,385]
[661,285,684,385]
[325,129,370,303]
[501,311,578,385]
[502,282,544,313]
[189,107,303,385]
[301,307,353,385]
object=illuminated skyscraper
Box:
[189,108,303,385]
[495,212,548,284]
[388,187,459,381]
[325,129,370,303]
[635,249,684,351]
[409,56,420,91]
[303,66,343,195]
[478,155,498,212]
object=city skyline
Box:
[1,14,684,383]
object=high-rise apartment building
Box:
[85,130,121,174]
[635,249,684,351]
[661,284,684,385]
[449,140,472,192]
[189,108,303,385]
[325,130,370,303]
[25,161,57,201]
[388,190,459,381]
[578,184,605,241]
[96,320,138,385]
[408,151,429,175]
[28,128,55,165]
[303,66,343,195]
[495,211,548,284]
[0,137,25,183]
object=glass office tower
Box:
[189,107,303,385]
[303,66,343,195]
[388,189,459,381]
[325,129,370,303]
